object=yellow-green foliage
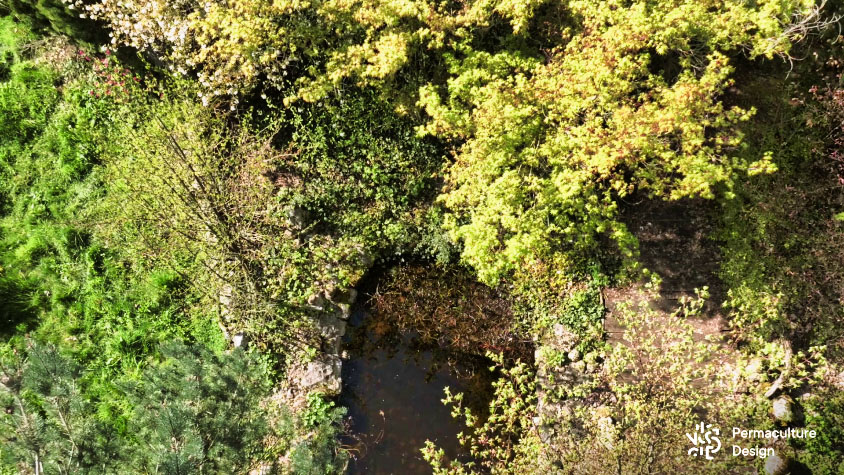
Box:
[76,0,543,104]
[422,291,827,474]
[98,86,308,349]
[423,354,547,475]
[591,297,731,473]
[77,0,818,285]
[74,0,323,103]
[427,1,811,285]
[76,0,815,103]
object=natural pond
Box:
[339,266,531,474]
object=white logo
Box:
[687,422,721,460]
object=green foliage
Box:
[423,353,544,474]
[0,62,57,162]
[797,390,844,473]
[9,0,107,47]
[0,16,33,80]
[96,84,329,352]
[521,283,606,366]
[3,3,844,474]
[99,83,289,339]
[714,41,844,470]
[286,89,443,259]
[74,0,825,291]
[556,287,603,336]
[0,267,34,335]
[0,25,224,436]
[69,0,336,102]
[287,392,348,474]
[716,69,844,352]
[98,79,446,354]
[79,0,816,287]
[0,342,122,473]
[125,342,271,473]
[75,0,552,105]
[64,0,831,294]
[302,392,344,429]
[0,340,308,474]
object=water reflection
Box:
[339,306,493,474]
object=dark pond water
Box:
[339,305,495,474]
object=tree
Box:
[125,342,272,474]
[423,0,823,285]
[0,342,121,474]
[0,341,276,474]
[100,90,296,349]
[78,0,826,287]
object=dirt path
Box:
[604,198,735,362]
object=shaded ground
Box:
[605,198,734,360]
[623,198,725,314]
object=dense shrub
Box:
[124,342,272,473]
[8,0,107,46]
[717,57,844,353]
[1,341,339,474]
[0,342,123,473]
[285,89,443,259]
[97,81,444,354]
[0,25,226,433]
[75,0,823,287]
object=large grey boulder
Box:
[764,453,789,475]
[298,355,342,395]
[316,313,347,340]
[772,397,794,424]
